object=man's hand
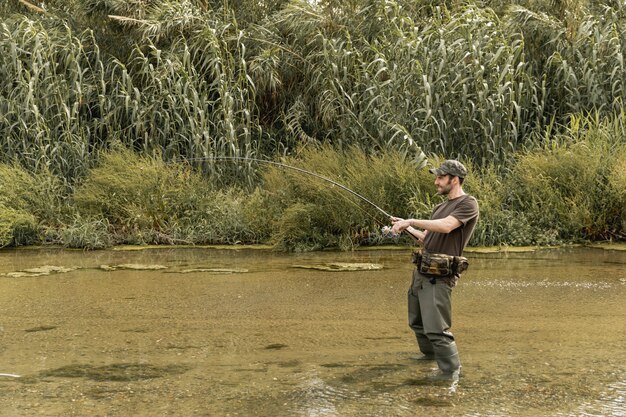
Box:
[390,217,411,235]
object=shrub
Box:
[61,215,112,250]
[72,147,210,236]
[71,146,270,246]
[0,204,38,247]
[175,188,264,245]
[0,163,65,223]
[506,114,626,242]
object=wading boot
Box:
[433,342,461,377]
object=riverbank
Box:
[5,242,626,254]
[1,139,625,252]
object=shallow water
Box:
[0,246,624,416]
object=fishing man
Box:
[390,160,479,379]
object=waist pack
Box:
[411,250,469,277]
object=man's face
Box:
[435,174,454,195]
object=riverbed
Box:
[0,246,624,416]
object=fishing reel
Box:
[381,226,399,238]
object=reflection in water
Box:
[0,247,624,416]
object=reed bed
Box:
[3,1,626,177]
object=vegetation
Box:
[1,0,625,250]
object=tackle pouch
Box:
[412,250,469,277]
[453,256,469,274]
[419,252,453,276]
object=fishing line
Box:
[184,156,395,219]
[179,156,414,239]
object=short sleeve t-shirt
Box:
[423,194,479,256]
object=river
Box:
[0,246,625,416]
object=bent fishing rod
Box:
[181,156,417,239]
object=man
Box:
[391,160,479,379]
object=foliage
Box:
[3,0,626,182]
[0,204,38,247]
[464,164,531,247]
[507,114,626,242]
[73,147,203,239]
[71,146,262,245]
[0,162,64,246]
[60,215,112,249]
[0,164,59,214]
[0,16,106,182]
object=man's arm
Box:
[391,216,462,235]
[405,226,426,242]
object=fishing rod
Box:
[182,156,416,240]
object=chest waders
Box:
[408,270,461,376]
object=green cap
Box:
[429,160,468,178]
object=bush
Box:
[0,164,65,223]
[73,147,209,237]
[71,147,269,246]
[0,204,38,247]
[175,188,265,245]
[0,163,64,247]
[61,215,112,250]
[607,148,626,238]
[505,114,626,243]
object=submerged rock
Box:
[264,343,288,350]
[291,262,383,271]
[40,363,190,381]
[25,325,57,333]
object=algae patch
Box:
[585,243,626,251]
[465,246,540,254]
[292,262,383,271]
[99,264,168,271]
[173,268,249,274]
[2,265,78,278]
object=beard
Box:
[436,178,453,195]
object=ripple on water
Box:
[568,377,626,417]
[471,280,613,291]
[285,365,457,416]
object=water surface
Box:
[0,247,624,416]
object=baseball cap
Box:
[429,160,468,178]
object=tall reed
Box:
[3,1,626,184]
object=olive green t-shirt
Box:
[423,194,479,256]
